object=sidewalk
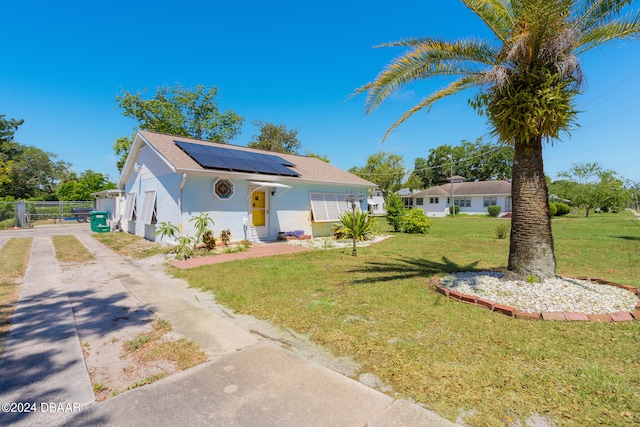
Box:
[0,227,456,426]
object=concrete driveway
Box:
[0,224,456,426]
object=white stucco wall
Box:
[124,145,181,241]
[415,195,511,217]
[123,148,370,244]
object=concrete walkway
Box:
[0,225,456,427]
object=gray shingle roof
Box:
[134,130,375,187]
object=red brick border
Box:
[431,274,640,322]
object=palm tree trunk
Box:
[506,138,556,280]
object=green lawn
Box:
[52,235,95,263]
[0,238,33,352]
[170,211,640,426]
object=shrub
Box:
[334,210,375,241]
[402,209,431,234]
[487,205,501,218]
[449,205,460,215]
[495,223,510,239]
[202,230,216,250]
[548,202,557,217]
[220,229,231,246]
[555,202,571,216]
[385,193,405,232]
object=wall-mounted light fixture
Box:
[134,162,141,173]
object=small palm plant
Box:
[174,236,195,260]
[334,210,375,241]
[154,221,179,242]
[189,213,215,251]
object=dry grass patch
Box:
[0,238,33,352]
[123,318,206,371]
[52,235,94,263]
[93,232,170,259]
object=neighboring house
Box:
[367,189,386,215]
[396,188,423,209]
[399,177,512,217]
[117,131,375,243]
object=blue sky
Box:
[3,1,639,185]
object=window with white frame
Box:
[483,197,498,207]
[124,192,137,220]
[309,192,350,222]
[404,198,413,207]
[140,190,157,224]
[429,197,439,204]
[416,198,424,206]
[454,197,471,207]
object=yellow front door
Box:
[252,191,266,227]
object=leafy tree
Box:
[305,151,331,162]
[596,170,629,213]
[407,157,432,189]
[57,170,116,201]
[1,146,71,199]
[355,1,640,280]
[410,138,512,188]
[403,173,423,191]
[248,121,301,154]
[349,152,405,198]
[557,163,629,216]
[385,192,405,232]
[114,85,244,170]
[627,180,640,210]
[0,115,25,187]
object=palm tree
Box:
[355,0,640,280]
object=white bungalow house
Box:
[400,176,512,217]
[367,189,386,215]
[117,131,375,243]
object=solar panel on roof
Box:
[233,150,296,167]
[174,140,300,177]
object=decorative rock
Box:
[439,272,638,315]
[432,273,639,322]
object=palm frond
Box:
[361,38,498,114]
[575,10,640,53]
[381,76,481,142]
[572,0,634,33]
[461,0,514,43]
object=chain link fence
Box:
[0,200,94,229]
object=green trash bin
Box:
[89,211,110,233]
